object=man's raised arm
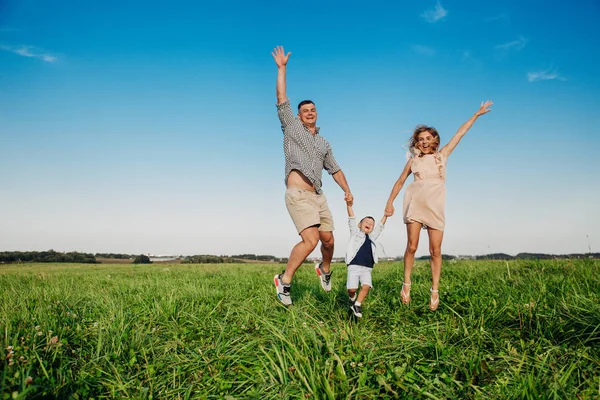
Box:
[271,46,291,104]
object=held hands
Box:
[384,204,395,217]
[345,192,354,206]
[475,100,493,117]
[271,46,291,68]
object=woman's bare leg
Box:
[427,227,444,309]
[402,222,422,302]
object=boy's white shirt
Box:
[345,216,384,265]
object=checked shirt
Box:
[276,100,340,194]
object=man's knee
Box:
[301,228,320,250]
[320,232,334,249]
[321,237,334,250]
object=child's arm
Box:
[370,215,387,241]
[385,159,413,217]
[347,202,355,217]
[347,199,358,235]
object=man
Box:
[271,46,353,305]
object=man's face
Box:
[298,103,317,127]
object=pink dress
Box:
[402,152,447,231]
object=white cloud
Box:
[421,1,447,23]
[412,44,436,56]
[42,54,57,63]
[14,46,35,57]
[527,69,566,82]
[494,36,528,57]
[0,44,57,63]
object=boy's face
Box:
[359,217,375,234]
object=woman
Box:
[385,101,493,310]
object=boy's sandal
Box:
[401,282,411,304]
[429,288,439,311]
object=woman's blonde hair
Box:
[408,125,440,156]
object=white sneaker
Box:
[315,262,332,292]
[273,273,292,306]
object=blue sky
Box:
[1,0,599,258]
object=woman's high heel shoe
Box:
[429,288,439,311]
[401,282,411,304]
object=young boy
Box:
[345,200,387,318]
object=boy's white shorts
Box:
[346,264,373,289]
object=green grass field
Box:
[1,259,599,399]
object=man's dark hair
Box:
[297,100,315,111]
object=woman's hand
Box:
[475,100,493,117]
[384,204,395,217]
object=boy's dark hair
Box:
[360,216,375,224]
[297,100,315,111]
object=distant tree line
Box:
[231,254,260,260]
[181,255,240,264]
[475,252,600,260]
[0,250,97,264]
[417,254,457,261]
[413,253,600,261]
[181,254,289,264]
[2,251,596,265]
[0,251,292,265]
[95,253,133,259]
[230,254,288,262]
[133,255,152,264]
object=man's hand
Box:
[271,46,291,68]
[344,192,354,206]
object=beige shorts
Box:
[285,186,335,234]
